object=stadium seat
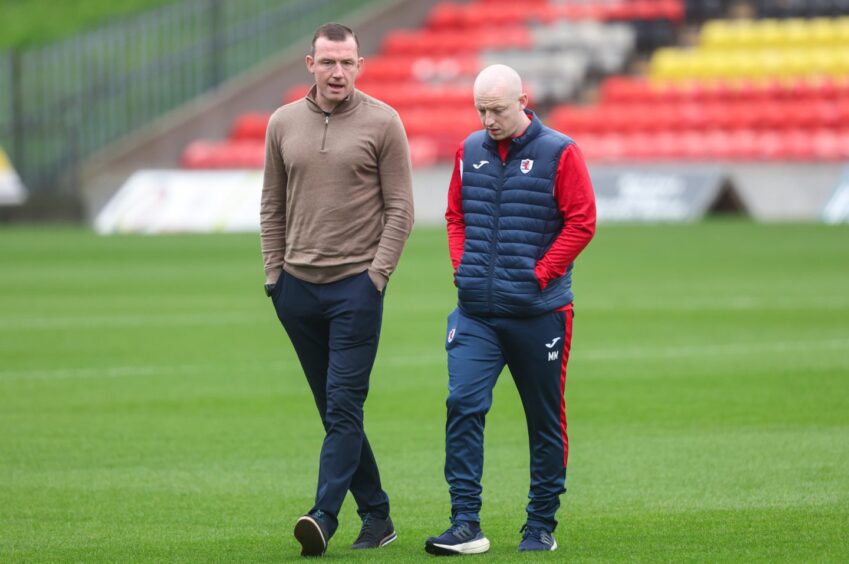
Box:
[408,136,440,167]
[229,113,270,141]
[181,140,265,169]
[284,84,311,104]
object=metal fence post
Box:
[209,0,222,88]
[10,48,24,175]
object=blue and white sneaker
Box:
[425,521,490,555]
[518,524,558,552]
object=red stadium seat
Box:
[426,3,468,30]
[360,56,418,81]
[229,112,271,141]
[677,130,704,160]
[284,84,310,104]
[653,131,686,159]
[725,129,759,160]
[181,140,265,169]
[600,77,646,103]
[408,136,440,167]
[783,129,815,160]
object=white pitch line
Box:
[391,297,849,314]
[0,312,266,331]
[379,338,849,366]
[3,296,849,331]
[576,296,849,312]
[0,364,208,381]
[3,338,846,383]
[580,337,849,361]
[0,360,296,382]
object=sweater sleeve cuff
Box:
[265,266,284,283]
[368,269,388,293]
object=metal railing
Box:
[0,0,381,196]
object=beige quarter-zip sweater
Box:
[260,86,414,291]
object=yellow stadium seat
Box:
[700,21,730,48]
[767,51,790,79]
[835,18,849,45]
[652,48,685,80]
[782,50,810,77]
[808,18,838,46]
[698,53,723,78]
[737,21,763,49]
[758,20,785,48]
[782,19,811,47]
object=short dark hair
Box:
[311,23,359,55]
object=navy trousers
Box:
[444,305,574,531]
[271,270,390,535]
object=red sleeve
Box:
[445,144,465,272]
[534,143,596,290]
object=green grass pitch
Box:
[1,221,848,562]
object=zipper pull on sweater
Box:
[321,112,330,151]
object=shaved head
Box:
[472,64,529,141]
[473,64,523,100]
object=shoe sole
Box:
[294,516,327,556]
[380,532,398,547]
[425,537,490,556]
[351,531,398,550]
[518,539,558,552]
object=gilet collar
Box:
[483,109,541,155]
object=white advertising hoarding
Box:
[0,147,27,206]
[95,170,262,234]
[821,166,849,224]
[592,168,728,222]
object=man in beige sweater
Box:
[260,23,414,557]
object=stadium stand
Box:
[550,14,849,161]
[180,0,849,169]
[181,0,683,169]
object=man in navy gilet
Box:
[425,64,596,555]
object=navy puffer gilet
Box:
[456,111,574,317]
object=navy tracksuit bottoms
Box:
[444,305,574,531]
[271,270,390,535]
